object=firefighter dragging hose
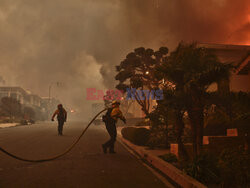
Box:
[102,101,126,154]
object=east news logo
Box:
[86,88,163,101]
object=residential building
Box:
[126,43,250,118]
[0,87,28,105]
[198,43,250,92]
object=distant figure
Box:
[102,101,126,154]
[51,104,67,136]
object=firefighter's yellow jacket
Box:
[110,107,125,122]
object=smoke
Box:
[0,0,249,118]
[121,0,250,46]
[0,0,125,118]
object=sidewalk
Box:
[117,127,207,188]
[0,123,18,128]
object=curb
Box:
[117,130,207,188]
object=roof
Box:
[235,55,250,75]
[198,43,250,75]
[0,86,28,95]
[198,43,250,51]
[0,86,43,99]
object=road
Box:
[0,122,168,188]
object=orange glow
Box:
[245,41,250,45]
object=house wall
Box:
[0,87,42,107]
[202,44,250,92]
[230,74,250,92]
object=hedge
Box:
[121,127,150,146]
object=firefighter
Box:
[102,101,126,154]
[51,104,67,136]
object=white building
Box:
[0,86,42,108]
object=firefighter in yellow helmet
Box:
[102,101,126,154]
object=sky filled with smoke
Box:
[0,0,249,118]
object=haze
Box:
[0,0,249,119]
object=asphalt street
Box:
[0,122,169,188]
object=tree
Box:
[156,42,232,157]
[150,86,189,160]
[115,47,168,117]
[0,97,22,120]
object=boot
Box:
[109,148,116,154]
[102,144,107,154]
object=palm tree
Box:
[157,42,232,157]
[156,87,189,160]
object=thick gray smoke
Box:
[0,0,249,118]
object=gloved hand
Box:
[51,118,54,121]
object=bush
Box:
[147,131,167,149]
[121,127,134,140]
[121,127,150,146]
[135,120,150,126]
[183,153,220,185]
[182,148,250,187]
[233,114,250,137]
[159,153,178,163]
[204,112,230,136]
[218,147,250,187]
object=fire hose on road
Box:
[0,108,107,163]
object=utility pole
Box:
[48,82,63,120]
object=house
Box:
[0,86,45,107]
[198,43,250,92]
[0,87,29,105]
[125,43,250,119]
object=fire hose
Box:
[0,108,107,163]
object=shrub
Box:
[218,147,250,187]
[181,148,250,187]
[135,120,150,127]
[183,153,220,185]
[147,131,167,149]
[204,112,230,136]
[233,114,250,137]
[121,127,135,141]
[121,127,150,146]
[159,153,178,163]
